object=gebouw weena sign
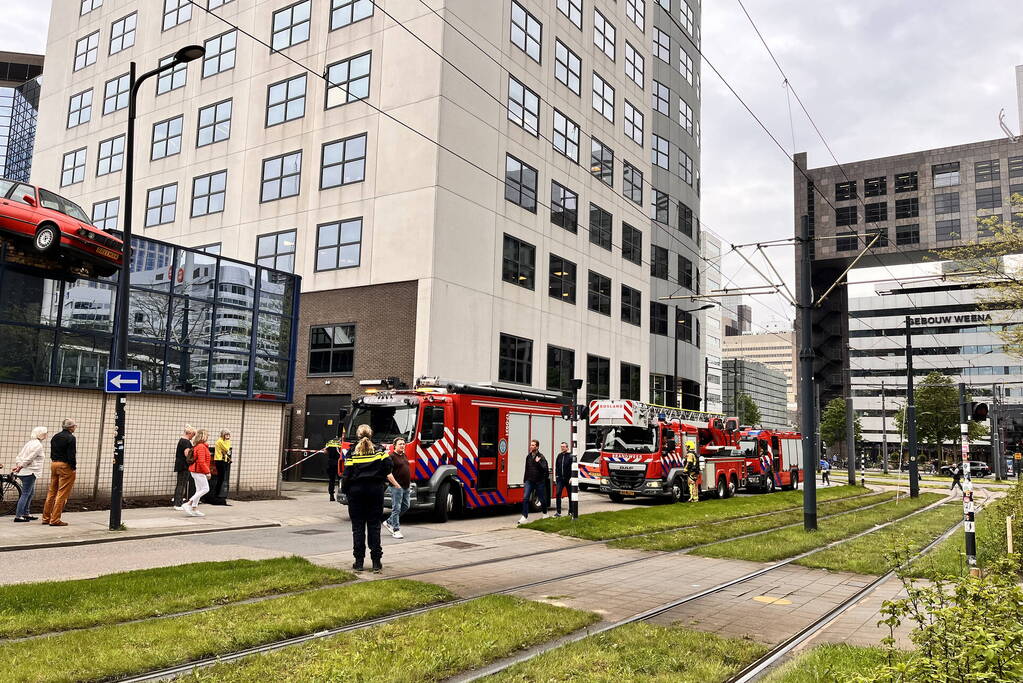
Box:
[911,313,993,326]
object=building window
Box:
[894,171,918,192]
[835,206,857,226]
[835,181,856,201]
[68,90,93,128]
[209,0,234,8]
[110,13,137,54]
[593,10,615,60]
[679,47,693,85]
[191,170,227,217]
[652,189,668,223]
[587,271,611,316]
[933,162,960,188]
[61,148,87,186]
[103,74,129,114]
[203,31,237,77]
[864,202,887,223]
[197,243,221,254]
[96,135,125,176]
[650,301,668,335]
[266,74,307,126]
[679,202,694,236]
[652,135,669,169]
[975,159,1000,183]
[895,197,919,219]
[587,355,610,401]
[626,0,645,30]
[554,41,581,95]
[547,345,576,395]
[326,52,371,107]
[591,138,613,186]
[330,0,373,30]
[680,151,693,186]
[163,0,191,30]
[621,285,641,326]
[271,0,311,51]
[865,227,888,248]
[620,362,641,397]
[864,176,887,197]
[309,325,355,376]
[549,254,576,304]
[624,100,643,145]
[504,155,538,211]
[81,0,102,15]
[681,0,695,35]
[553,110,580,161]
[74,32,100,71]
[197,99,232,146]
[679,98,694,135]
[256,230,296,272]
[92,198,119,231]
[936,218,960,242]
[156,56,187,94]
[145,183,177,226]
[835,231,858,251]
[151,116,183,160]
[895,224,920,246]
[510,0,542,62]
[934,192,959,215]
[623,162,643,205]
[622,223,642,265]
[589,203,612,250]
[624,42,644,87]
[261,151,303,202]
[679,255,693,289]
[320,133,367,188]
[653,28,670,62]
[592,73,615,122]
[651,244,668,279]
[976,187,1002,210]
[315,218,362,270]
[556,0,582,28]
[551,181,578,232]
[502,234,536,289]
[507,75,540,136]
[653,80,669,115]
[499,334,533,385]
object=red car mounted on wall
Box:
[0,178,123,278]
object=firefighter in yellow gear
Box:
[683,441,700,502]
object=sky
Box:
[5,1,1023,332]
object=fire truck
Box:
[738,428,805,492]
[337,378,572,521]
[591,400,747,502]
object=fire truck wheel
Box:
[767,476,776,494]
[716,476,729,499]
[729,475,739,497]
[670,478,684,503]
[608,492,625,503]
[433,480,455,522]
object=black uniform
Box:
[325,439,342,501]
[341,447,392,568]
[554,451,573,515]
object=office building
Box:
[0,52,44,181]
[702,230,723,412]
[721,358,788,429]
[722,330,796,414]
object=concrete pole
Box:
[958,382,977,567]
[906,316,920,498]
[797,216,818,530]
[881,381,889,474]
[845,387,856,486]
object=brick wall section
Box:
[289,280,418,450]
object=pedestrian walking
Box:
[325,434,342,501]
[184,429,212,517]
[517,439,549,524]
[172,425,196,510]
[341,424,392,572]
[206,429,232,505]
[41,419,77,526]
[383,438,411,539]
[553,442,572,517]
[820,459,831,485]
[684,441,700,502]
[12,427,46,522]
[950,462,965,493]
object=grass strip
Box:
[761,644,901,683]
[525,485,867,540]
[486,622,767,682]
[182,595,599,682]
[609,491,897,552]
[694,493,943,563]
[796,503,961,575]
[0,556,352,639]
[0,579,453,683]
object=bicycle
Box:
[0,466,23,516]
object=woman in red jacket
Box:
[185,429,212,517]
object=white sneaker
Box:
[392,530,404,539]
[517,515,528,524]
[541,513,548,519]
[383,521,394,534]
[187,508,205,517]
[173,505,184,511]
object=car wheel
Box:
[34,223,59,254]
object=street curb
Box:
[0,522,283,553]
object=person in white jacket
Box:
[12,427,47,522]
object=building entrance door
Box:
[301,394,350,480]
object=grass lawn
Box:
[796,503,961,575]
[0,580,453,683]
[864,474,1009,487]
[907,500,1018,578]
[183,595,599,682]
[762,644,903,682]
[694,493,943,563]
[610,492,897,552]
[524,485,867,540]
[485,622,767,682]
[0,557,351,638]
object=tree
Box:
[894,372,990,462]
[820,397,862,460]
[735,393,761,425]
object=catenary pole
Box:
[881,381,889,474]
[959,382,977,568]
[906,316,919,498]
[845,376,855,486]
[569,379,583,519]
[797,216,817,530]
[992,383,1001,481]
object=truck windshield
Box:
[740,440,757,457]
[346,403,418,443]
[602,426,658,454]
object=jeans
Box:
[822,470,830,485]
[554,479,569,514]
[173,470,194,507]
[387,486,411,530]
[15,474,36,518]
[188,472,210,508]
[521,480,548,517]
[349,486,385,562]
[42,462,76,524]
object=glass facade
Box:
[0,76,41,182]
[0,234,300,401]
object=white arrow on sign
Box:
[110,374,140,389]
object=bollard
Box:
[1008,515,1015,556]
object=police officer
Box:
[341,424,392,572]
[683,440,700,503]
[325,434,342,501]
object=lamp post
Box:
[673,303,714,408]
[109,45,205,531]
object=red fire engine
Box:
[591,400,748,502]
[738,428,805,492]
[337,378,572,521]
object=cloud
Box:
[0,1,50,54]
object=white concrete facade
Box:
[702,230,723,412]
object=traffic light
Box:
[970,402,989,422]
[560,405,573,420]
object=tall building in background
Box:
[702,230,723,412]
[0,52,44,181]
[722,330,796,416]
[721,358,787,429]
[34,0,705,450]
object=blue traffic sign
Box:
[105,369,143,393]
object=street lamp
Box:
[109,45,205,531]
[671,303,715,409]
